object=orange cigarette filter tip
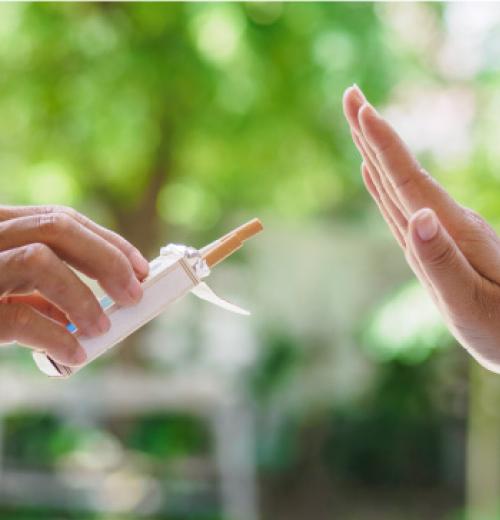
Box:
[203,218,264,268]
[231,218,264,242]
[204,235,242,268]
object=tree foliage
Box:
[0,3,399,252]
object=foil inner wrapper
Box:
[160,243,211,279]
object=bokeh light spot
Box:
[27,162,80,205]
[191,5,246,65]
[157,182,221,230]
[364,281,450,364]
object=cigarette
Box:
[201,218,264,268]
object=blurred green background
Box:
[1,2,500,519]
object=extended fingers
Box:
[357,102,463,225]
[344,85,409,221]
[354,99,442,306]
[347,91,500,293]
[361,163,406,248]
[352,129,408,217]
[356,135,408,233]
[362,163,439,304]
[343,84,364,135]
[343,85,462,222]
[344,85,473,242]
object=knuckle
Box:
[50,277,70,302]
[77,294,100,319]
[20,243,53,270]
[59,205,87,226]
[41,205,100,241]
[117,235,135,256]
[41,204,84,225]
[54,205,75,217]
[426,243,455,269]
[39,204,68,216]
[395,165,428,192]
[108,250,132,281]
[34,212,73,240]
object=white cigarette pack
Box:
[33,219,263,378]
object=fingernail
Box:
[71,347,87,365]
[131,250,150,277]
[415,209,438,241]
[127,277,143,303]
[97,314,111,334]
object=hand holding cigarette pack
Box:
[33,218,264,378]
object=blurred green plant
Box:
[249,331,303,402]
[324,362,443,485]
[3,412,78,468]
[0,2,400,253]
[125,413,210,461]
[362,280,453,364]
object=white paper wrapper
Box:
[33,243,249,378]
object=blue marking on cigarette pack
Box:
[66,294,114,334]
[66,323,77,333]
[99,295,114,309]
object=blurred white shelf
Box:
[0,367,229,415]
[0,367,259,520]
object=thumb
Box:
[409,208,479,314]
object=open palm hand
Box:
[344,85,500,373]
